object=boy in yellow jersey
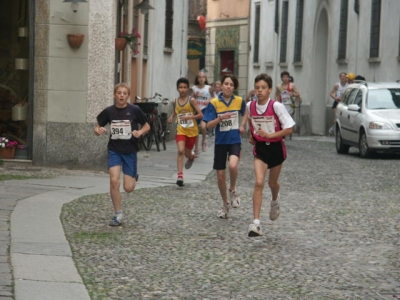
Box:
[168,78,203,186]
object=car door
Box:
[339,88,358,140]
[347,89,364,142]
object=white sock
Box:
[253,219,260,226]
[115,210,123,219]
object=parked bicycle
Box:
[135,93,169,152]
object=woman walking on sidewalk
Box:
[203,74,246,218]
[168,78,203,187]
[246,74,295,237]
[94,83,150,226]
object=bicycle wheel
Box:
[155,115,166,151]
[140,131,152,151]
[152,121,160,152]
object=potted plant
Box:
[66,34,85,49]
[0,137,23,159]
[116,28,141,53]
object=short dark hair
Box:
[176,77,190,89]
[255,73,273,88]
[339,72,347,78]
[221,74,239,89]
[280,71,290,79]
[355,75,366,81]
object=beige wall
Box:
[207,0,250,19]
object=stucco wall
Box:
[33,0,115,169]
[247,0,400,136]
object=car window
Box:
[353,90,363,107]
[367,89,400,109]
[341,88,352,105]
[345,89,359,105]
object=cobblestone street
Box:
[60,138,400,300]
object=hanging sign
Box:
[187,40,204,59]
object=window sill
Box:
[265,61,273,68]
[279,62,288,68]
[336,59,348,65]
[368,57,381,63]
[293,61,302,67]
[253,62,260,68]
[164,47,174,54]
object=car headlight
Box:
[369,122,392,130]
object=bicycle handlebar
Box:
[135,93,169,104]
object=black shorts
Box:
[332,101,339,109]
[213,143,241,170]
[253,141,286,169]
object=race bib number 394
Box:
[219,111,239,132]
[110,120,131,140]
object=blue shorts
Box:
[213,143,241,170]
[108,150,137,178]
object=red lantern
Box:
[197,15,206,31]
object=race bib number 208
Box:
[219,111,239,132]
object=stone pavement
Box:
[2,136,400,300]
[0,137,215,300]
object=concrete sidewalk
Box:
[4,138,215,300]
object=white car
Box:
[335,81,400,158]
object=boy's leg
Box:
[252,157,269,220]
[201,121,207,151]
[109,165,122,212]
[121,152,138,193]
[217,169,228,205]
[268,164,282,201]
[176,139,185,174]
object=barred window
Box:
[274,0,279,34]
[279,0,289,63]
[338,0,348,60]
[293,0,304,63]
[253,4,261,63]
[369,0,381,58]
[165,0,174,49]
[144,11,149,55]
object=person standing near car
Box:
[329,72,348,135]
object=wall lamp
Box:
[134,0,155,15]
[63,0,87,13]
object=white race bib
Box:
[178,113,194,128]
[219,111,239,132]
[251,116,276,135]
[110,120,132,140]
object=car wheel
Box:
[359,131,372,158]
[336,128,349,154]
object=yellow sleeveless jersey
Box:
[174,98,199,137]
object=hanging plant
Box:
[119,28,141,53]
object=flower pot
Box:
[18,27,28,38]
[115,38,127,51]
[67,34,85,49]
[0,147,16,159]
[12,104,28,121]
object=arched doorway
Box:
[312,6,329,135]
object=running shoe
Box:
[109,216,122,226]
[230,189,240,208]
[248,223,263,237]
[185,158,194,169]
[269,194,280,221]
[217,203,230,218]
[176,178,184,187]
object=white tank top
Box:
[192,85,211,110]
[336,82,348,98]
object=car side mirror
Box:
[348,104,361,112]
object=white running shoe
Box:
[230,189,240,208]
[269,194,280,221]
[217,203,230,219]
[248,223,263,237]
